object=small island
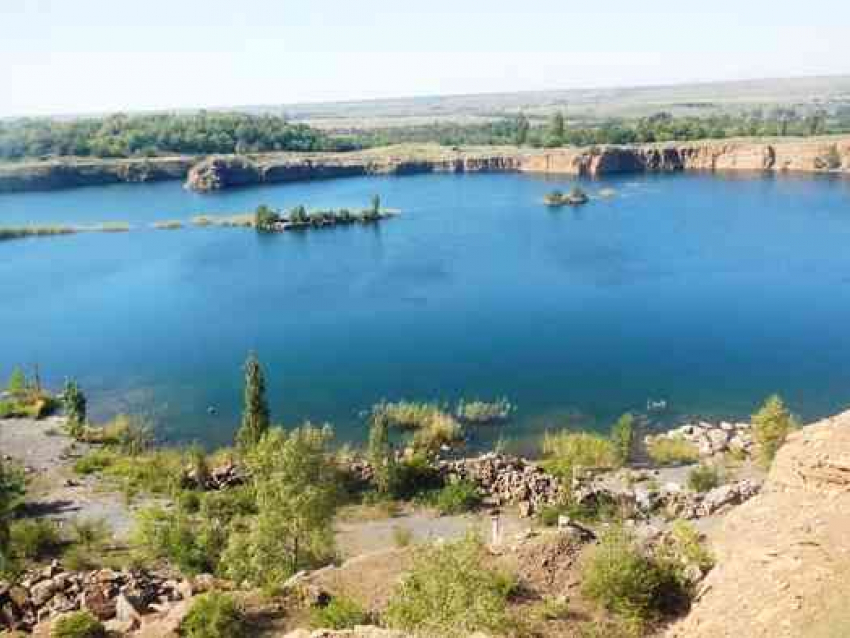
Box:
[544,186,590,207]
[254,195,397,233]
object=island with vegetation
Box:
[1,352,834,638]
[543,186,590,207]
[254,196,396,233]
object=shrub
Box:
[10,519,62,561]
[70,518,110,551]
[392,526,413,548]
[310,596,369,629]
[412,412,464,453]
[132,506,222,575]
[665,520,714,573]
[73,449,116,475]
[581,527,686,627]
[646,437,699,466]
[542,430,619,480]
[181,592,247,638]
[370,400,444,431]
[385,535,514,636]
[686,464,720,493]
[393,454,443,500]
[752,395,797,466]
[610,413,635,466]
[50,611,106,638]
[435,480,481,515]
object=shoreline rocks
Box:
[645,421,755,459]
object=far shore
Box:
[0,135,847,194]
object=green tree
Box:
[610,413,634,466]
[370,194,381,215]
[235,353,270,451]
[0,460,25,572]
[254,205,278,232]
[367,412,396,496]
[752,394,797,466]
[7,367,26,395]
[514,113,530,145]
[221,425,338,589]
[548,112,566,146]
[63,378,87,437]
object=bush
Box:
[411,412,464,453]
[435,480,481,515]
[70,518,110,551]
[385,535,514,636]
[131,506,223,575]
[610,413,635,466]
[310,596,369,629]
[752,395,797,466]
[181,592,247,638]
[665,520,714,573]
[646,437,699,466]
[392,526,413,548]
[51,611,106,638]
[393,455,443,500]
[542,430,619,480]
[686,464,720,493]
[10,519,62,561]
[73,449,116,475]
[581,527,686,628]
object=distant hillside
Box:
[245,75,850,130]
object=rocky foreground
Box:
[1,136,847,193]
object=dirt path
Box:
[335,508,532,558]
[0,417,136,538]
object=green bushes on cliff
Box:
[752,394,798,466]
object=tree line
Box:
[350,107,850,148]
[0,111,357,161]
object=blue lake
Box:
[1,171,849,449]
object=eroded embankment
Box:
[1,137,848,193]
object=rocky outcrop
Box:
[184,150,522,192]
[665,411,850,637]
[0,562,217,633]
[439,453,565,516]
[645,421,755,459]
[0,157,192,193]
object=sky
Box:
[1,0,848,117]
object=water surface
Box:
[2,172,849,448]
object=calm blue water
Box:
[1,172,850,449]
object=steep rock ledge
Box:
[665,411,850,637]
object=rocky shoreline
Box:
[2,136,847,193]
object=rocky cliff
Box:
[2,137,847,194]
[665,411,850,637]
[0,157,193,193]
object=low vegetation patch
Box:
[435,480,481,515]
[310,596,369,630]
[646,437,699,466]
[385,535,516,637]
[181,592,247,638]
[686,464,721,492]
[0,367,58,419]
[543,430,619,480]
[50,610,106,638]
[581,526,690,631]
[455,397,514,424]
[152,220,184,230]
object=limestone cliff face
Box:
[518,137,850,177]
[2,137,847,194]
[665,412,850,638]
[184,151,523,191]
[0,157,192,193]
